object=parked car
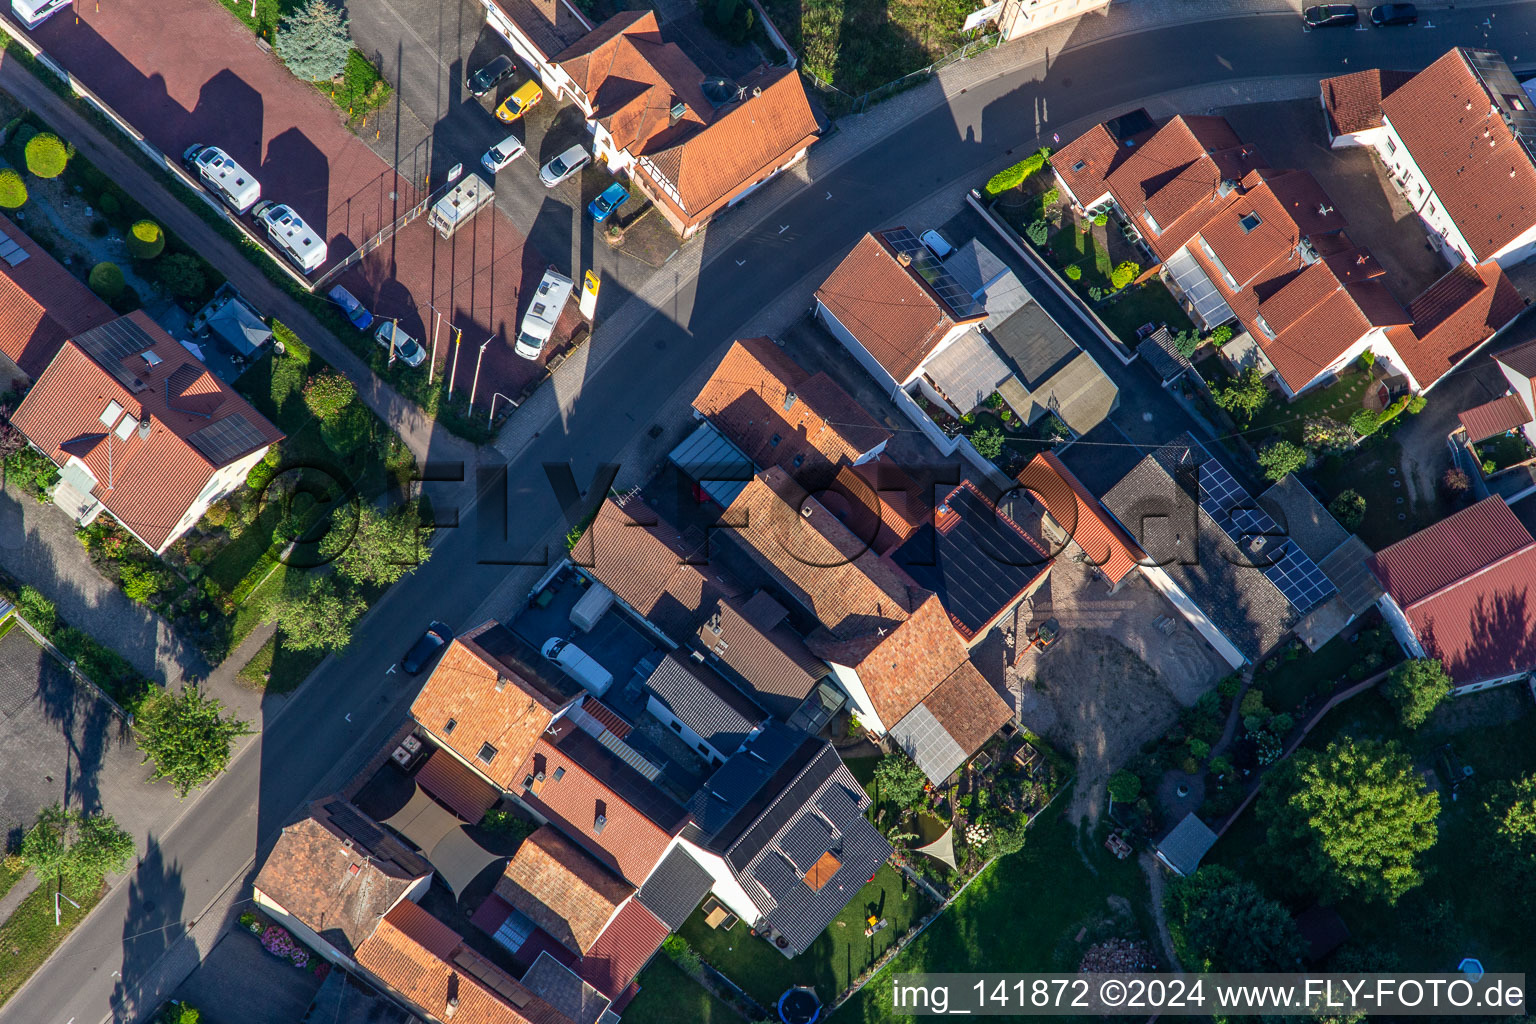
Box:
[587,182,629,222]
[540,145,590,188]
[327,285,374,330]
[467,55,515,98]
[1303,3,1358,26]
[495,80,543,122]
[1370,2,1416,24]
[919,228,954,261]
[374,320,427,367]
[402,621,453,675]
[481,134,527,175]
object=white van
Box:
[255,202,327,273]
[541,637,613,696]
[12,0,71,28]
[514,268,575,361]
[184,145,260,214]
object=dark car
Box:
[467,55,515,98]
[402,621,453,675]
[1370,3,1416,25]
[1304,3,1359,26]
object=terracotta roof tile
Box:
[409,623,571,790]
[253,799,431,956]
[415,749,502,823]
[575,900,668,998]
[813,593,973,727]
[693,337,889,474]
[1368,496,1534,607]
[919,660,1012,756]
[516,731,681,885]
[0,213,116,378]
[494,826,633,955]
[8,314,282,551]
[815,232,974,382]
[355,901,570,1024]
[1498,336,1536,378]
[1385,261,1525,388]
[1019,452,1142,584]
[1458,392,1533,442]
[1049,123,1120,207]
[1380,48,1536,262]
[1320,68,1415,137]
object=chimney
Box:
[137,415,152,440]
[752,85,761,98]
[782,390,797,412]
[594,813,608,834]
[895,251,912,267]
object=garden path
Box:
[1138,851,1183,974]
[0,873,38,930]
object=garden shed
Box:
[1153,812,1217,877]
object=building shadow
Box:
[262,127,333,239]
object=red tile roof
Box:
[1458,392,1533,442]
[815,231,984,382]
[1369,497,1536,685]
[1385,261,1525,389]
[1380,48,1536,262]
[576,899,668,999]
[414,749,501,823]
[1320,68,1415,137]
[556,13,817,231]
[409,622,570,791]
[1019,452,1142,584]
[1498,336,1536,379]
[1049,123,1121,207]
[693,337,890,473]
[8,314,282,551]
[516,731,679,885]
[494,826,633,955]
[356,901,568,1024]
[919,660,1012,757]
[0,213,117,378]
[1369,496,1534,607]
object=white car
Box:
[374,321,426,368]
[539,145,590,188]
[481,134,527,175]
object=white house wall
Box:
[480,0,586,104]
[1496,362,1536,419]
[1376,117,1482,266]
[252,890,355,968]
[667,836,763,924]
[645,694,728,764]
[826,662,887,734]
[1375,593,1425,659]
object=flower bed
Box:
[260,924,311,969]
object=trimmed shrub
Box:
[1210,325,1234,346]
[1110,261,1140,289]
[1407,395,1427,415]
[126,220,165,260]
[88,262,126,302]
[1328,490,1367,531]
[24,132,69,178]
[5,123,36,166]
[0,169,26,209]
[303,370,357,421]
[984,151,1048,196]
[157,253,206,299]
[1025,219,1049,246]
[97,192,121,219]
[1350,407,1382,437]
[969,426,1005,460]
[1092,212,1108,227]
[1065,264,1082,281]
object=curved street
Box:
[3,2,1534,1021]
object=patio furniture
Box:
[1105,834,1132,860]
[703,898,730,929]
[532,587,555,609]
[1135,322,1157,341]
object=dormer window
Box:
[769,434,782,447]
[1142,208,1161,235]
[1071,159,1086,172]
[477,742,498,764]
[1239,212,1262,234]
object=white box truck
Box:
[429,173,493,240]
[183,145,260,214]
[514,268,574,360]
[569,582,615,633]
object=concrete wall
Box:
[669,836,763,924]
[645,693,728,764]
[996,0,1111,41]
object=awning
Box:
[415,749,499,823]
[429,825,503,897]
[382,783,461,853]
[1165,248,1235,330]
[923,328,1011,414]
[1458,393,1532,443]
[207,299,271,356]
[668,421,752,507]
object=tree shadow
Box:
[110,834,186,1023]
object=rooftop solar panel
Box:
[75,318,159,391]
[186,413,268,465]
[883,227,983,319]
[1466,49,1536,164]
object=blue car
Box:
[328,285,373,330]
[588,182,629,222]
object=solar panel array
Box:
[1197,460,1338,614]
[75,318,158,391]
[882,227,983,318]
[187,413,268,465]
[1466,49,1536,165]
[0,226,29,268]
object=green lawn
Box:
[1312,437,1446,551]
[1096,283,1195,347]
[842,804,1154,1023]
[236,634,326,695]
[680,864,929,1006]
[621,955,741,1024]
[1207,690,1536,973]
[319,50,394,126]
[0,858,26,903]
[1219,367,1374,447]
[0,872,105,1007]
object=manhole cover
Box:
[1396,497,1404,504]
[1387,467,1397,475]
[1398,513,1407,520]
[1393,480,1401,488]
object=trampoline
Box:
[779,987,821,1024]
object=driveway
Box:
[0,624,178,847]
[1218,98,1451,302]
[1010,557,1226,825]
[172,926,325,1024]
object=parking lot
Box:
[0,624,174,845]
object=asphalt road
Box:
[8,5,1536,1023]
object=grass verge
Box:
[0,872,105,1007]
[622,953,741,1024]
[235,634,325,694]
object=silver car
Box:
[482,133,526,175]
[374,321,426,368]
[540,145,590,188]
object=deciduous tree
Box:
[264,574,365,652]
[319,500,432,586]
[1260,737,1438,904]
[136,686,253,797]
[1257,440,1307,482]
[1382,658,1452,729]
[1328,490,1367,531]
[1212,366,1269,423]
[20,804,135,881]
[873,751,928,808]
[1166,865,1305,971]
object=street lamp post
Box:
[468,337,492,410]
[447,328,464,394]
[488,392,516,427]
[428,308,442,386]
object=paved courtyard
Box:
[172,926,326,1024]
[0,624,175,845]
